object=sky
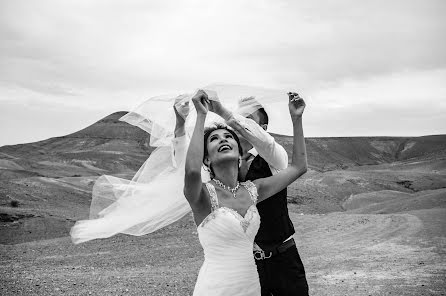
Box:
[1,0,445,146]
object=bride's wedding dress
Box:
[193,181,261,296]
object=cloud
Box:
[269,68,446,137]
[0,0,445,144]
[2,0,444,91]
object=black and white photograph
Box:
[0,0,445,295]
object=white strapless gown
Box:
[193,182,261,296]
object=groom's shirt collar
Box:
[248,148,258,157]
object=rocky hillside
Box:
[274,134,446,171]
[0,112,154,178]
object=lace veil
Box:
[70,84,292,244]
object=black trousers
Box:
[255,244,309,296]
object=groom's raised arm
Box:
[227,115,288,170]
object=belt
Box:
[253,238,295,260]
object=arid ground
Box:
[1,112,445,295]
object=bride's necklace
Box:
[212,178,240,198]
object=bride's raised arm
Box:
[254,92,308,202]
[183,90,209,205]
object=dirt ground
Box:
[1,203,445,296]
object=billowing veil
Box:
[70,84,292,244]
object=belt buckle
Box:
[254,249,272,260]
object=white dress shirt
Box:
[230,114,288,174]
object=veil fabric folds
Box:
[70,84,292,244]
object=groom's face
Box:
[247,110,267,131]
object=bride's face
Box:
[205,129,240,166]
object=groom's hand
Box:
[192,90,210,115]
[207,99,223,115]
[288,92,306,119]
[208,99,234,121]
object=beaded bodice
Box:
[199,181,259,232]
[196,181,260,266]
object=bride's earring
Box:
[238,157,242,168]
[203,164,211,173]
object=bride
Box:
[184,90,307,295]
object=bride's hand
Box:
[192,90,210,115]
[288,92,305,119]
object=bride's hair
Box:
[203,123,243,162]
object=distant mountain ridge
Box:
[274,133,446,171]
[0,112,445,178]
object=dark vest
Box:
[246,155,295,249]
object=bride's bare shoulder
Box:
[190,183,213,226]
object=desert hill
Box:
[0,112,154,179]
[273,133,446,171]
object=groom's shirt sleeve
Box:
[231,114,288,171]
[171,134,190,168]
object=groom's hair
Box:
[238,96,269,126]
[255,107,269,126]
[203,123,243,162]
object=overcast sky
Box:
[1,0,445,146]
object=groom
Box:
[209,93,309,296]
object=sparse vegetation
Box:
[10,199,19,207]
